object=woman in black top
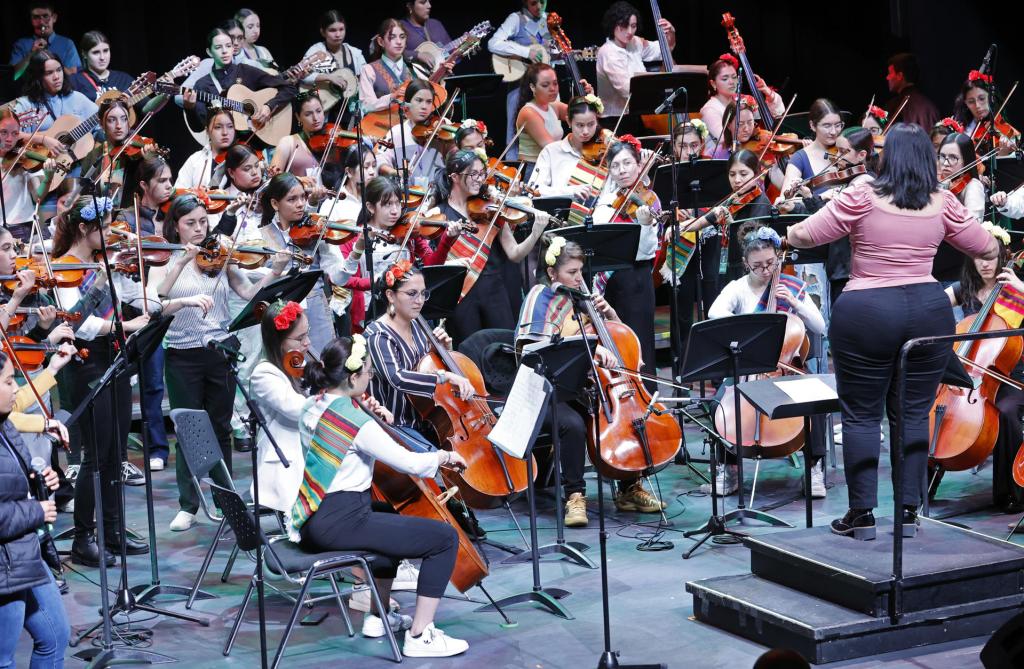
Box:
[69,31,134,102]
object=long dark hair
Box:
[137,155,170,204]
[368,18,406,61]
[22,50,70,101]
[260,173,302,226]
[808,98,841,129]
[303,337,361,394]
[842,126,879,175]
[939,132,979,179]
[727,149,760,175]
[959,240,1009,314]
[434,149,482,201]
[319,9,345,32]
[78,30,110,66]
[162,195,208,242]
[953,79,993,127]
[514,63,556,126]
[260,300,306,391]
[721,98,757,148]
[871,123,938,210]
[52,194,108,257]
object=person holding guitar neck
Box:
[69,31,135,103]
[489,0,551,159]
[183,26,296,133]
[401,0,452,69]
[302,10,367,108]
[11,50,98,132]
[595,1,676,125]
[270,91,328,180]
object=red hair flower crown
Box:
[939,117,964,133]
[968,69,993,85]
[867,105,889,126]
[384,258,413,289]
[717,53,739,70]
[617,134,643,154]
[272,300,303,331]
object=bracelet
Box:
[436,370,447,385]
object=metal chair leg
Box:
[224,572,256,656]
[188,517,228,609]
[361,558,402,663]
[271,568,316,669]
[330,573,355,637]
[221,543,240,583]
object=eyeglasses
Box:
[818,122,844,132]
[748,260,778,272]
[938,154,962,165]
[399,288,431,301]
[461,170,486,180]
[360,367,376,379]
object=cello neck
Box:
[578,281,623,366]
[961,282,1005,356]
[415,315,464,375]
[649,0,675,72]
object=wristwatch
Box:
[437,370,447,384]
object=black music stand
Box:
[227,270,323,331]
[680,313,790,559]
[480,335,599,620]
[420,264,467,320]
[557,223,641,277]
[736,374,840,528]
[531,196,573,222]
[446,73,504,120]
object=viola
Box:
[195,238,312,276]
[930,283,1022,472]
[715,250,809,459]
[410,316,535,509]
[5,307,81,330]
[564,280,681,479]
[1,334,88,372]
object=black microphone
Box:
[204,335,245,362]
[980,43,997,75]
[30,457,63,574]
[551,282,588,301]
[655,87,687,114]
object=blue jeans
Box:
[141,344,169,461]
[0,572,69,668]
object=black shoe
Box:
[71,534,116,567]
[55,574,69,595]
[234,437,252,453]
[446,499,486,539]
[900,505,920,537]
[105,534,150,555]
[121,461,146,487]
[830,508,876,541]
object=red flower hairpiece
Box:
[273,301,303,331]
[385,258,413,288]
[968,70,993,85]
[740,94,759,112]
[939,117,964,133]
[867,105,888,125]
[617,134,642,153]
[717,53,739,69]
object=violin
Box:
[564,280,681,479]
[971,113,1021,151]
[803,164,867,193]
[740,128,802,162]
[1,335,88,372]
[930,281,1023,472]
[288,214,365,246]
[412,116,458,144]
[390,211,474,243]
[4,307,80,330]
[306,124,394,162]
[485,158,540,197]
[612,184,659,221]
[161,187,237,214]
[1,256,104,292]
[104,236,187,268]
[715,250,809,459]
[465,193,560,228]
[410,315,535,509]
[117,136,169,159]
[194,237,312,276]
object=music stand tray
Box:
[227,270,322,332]
[557,223,641,274]
[420,265,467,321]
[652,161,731,212]
[737,374,840,528]
[628,72,709,115]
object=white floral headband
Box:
[545,236,567,267]
[582,93,604,115]
[345,333,368,372]
[459,118,487,138]
[981,221,1010,246]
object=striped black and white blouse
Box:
[364,319,438,428]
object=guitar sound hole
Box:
[242,101,258,116]
[56,133,73,146]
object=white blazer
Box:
[248,361,307,512]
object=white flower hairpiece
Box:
[689,118,709,141]
[345,333,368,372]
[981,221,1010,246]
[545,236,567,267]
[583,93,604,115]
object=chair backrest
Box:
[210,484,264,553]
[170,409,234,485]
[458,328,516,396]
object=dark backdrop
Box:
[2,0,1021,170]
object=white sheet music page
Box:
[488,364,551,459]
[774,377,837,405]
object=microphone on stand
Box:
[203,334,245,362]
[980,44,997,75]
[30,457,62,573]
[643,391,663,421]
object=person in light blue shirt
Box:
[11,51,98,133]
[9,1,81,79]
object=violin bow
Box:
[485,125,525,183]
[0,116,46,182]
[406,87,462,179]
[313,98,350,179]
[133,194,153,316]
[0,326,62,449]
[941,147,999,186]
[885,96,911,130]
[606,141,666,224]
[468,164,523,270]
[973,80,1019,150]
[95,109,161,186]
[755,94,798,165]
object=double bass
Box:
[930,282,1023,472]
[714,251,809,459]
[568,281,681,480]
[410,315,535,510]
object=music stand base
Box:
[502,541,595,568]
[598,649,666,669]
[475,587,573,620]
[682,514,747,560]
[73,646,176,667]
[71,592,211,647]
[131,582,217,603]
[481,538,525,555]
[725,507,793,528]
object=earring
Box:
[388,303,396,317]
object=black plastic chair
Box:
[211,484,402,666]
[170,408,283,609]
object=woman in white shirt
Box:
[295,336,469,657]
[379,79,448,185]
[595,1,675,121]
[175,108,236,190]
[531,95,613,198]
[937,132,985,222]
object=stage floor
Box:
[21,420,1022,668]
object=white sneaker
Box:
[121,461,145,486]
[149,457,165,471]
[392,560,419,591]
[403,623,469,658]
[362,611,412,638]
[700,465,739,495]
[66,464,80,483]
[169,510,196,532]
[809,460,826,499]
[60,498,74,513]
[348,584,400,613]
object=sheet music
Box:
[488,364,551,460]
[774,377,837,405]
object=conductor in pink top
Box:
[787,123,998,541]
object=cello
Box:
[568,281,681,480]
[714,249,809,459]
[930,282,1023,472]
[721,13,777,131]
[410,315,535,510]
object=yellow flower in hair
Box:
[981,221,1010,246]
[583,93,604,115]
[346,333,368,372]
[545,236,567,267]
[690,118,709,141]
